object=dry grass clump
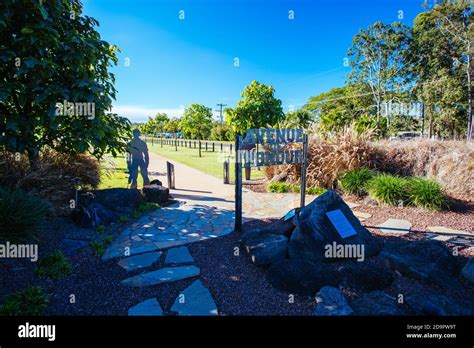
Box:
[0,149,101,214]
[371,140,474,198]
[264,126,376,188]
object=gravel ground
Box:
[1,191,472,316]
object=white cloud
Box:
[111,105,184,122]
[112,104,223,123]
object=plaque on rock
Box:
[326,209,357,239]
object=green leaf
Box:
[21,28,34,34]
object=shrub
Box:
[264,125,376,188]
[338,168,375,196]
[367,174,408,206]
[35,251,73,280]
[0,287,49,315]
[267,182,292,193]
[90,236,113,257]
[307,187,327,195]
[0,187,50,242]
[407,177,445,210]
[371,140,474,198]
[0,149,101,215]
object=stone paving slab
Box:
[121,266,200,287]
[170,280,218,316]
[118,251,163,272]
[128,298,163,316]
[376,218,412,235]
[165,246,194,264]
[427,226,473,237]
[353,211,372,221]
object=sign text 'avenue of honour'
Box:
[239,128,305,167]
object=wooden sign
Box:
[234,129,309,232]
[239,128,305,167]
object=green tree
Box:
[210,121,234,141]
[284,109,313,128]
[164,117,180,133]
[0,0,131,162]
[302,85,374,134]
[225,80,284,134]
[410,2,470,139]
[152,112,169,133]
[179,104,212,156]
[348,22,412,132]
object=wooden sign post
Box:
[234,129,307,232]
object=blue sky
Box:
[83,0,426,122]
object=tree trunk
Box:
[198,139,201,157]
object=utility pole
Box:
[216,103,227,124]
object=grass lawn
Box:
[147,142,265,181]
[98,155,144,189]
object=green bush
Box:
[0,287,49,315]
[407,177,445,210]
[307,187,327,195]
[137,202,160,212]
[367,174,408,205]
[267,182,293,193]
[338,168,375,196]
[0,187,50,242]
[35,251,72,280]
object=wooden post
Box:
[221,143,223,152]
[206,142,208,151]
[161,137,163,148]
[166,161,175,189]
[300,133,309,208]
[235,135,242,232]
[199,140,202,157]
[175,137,178,151]
[223,160,229,184]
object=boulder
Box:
[149,179,163,186]
[289,189,382,263]
[142,185,170,204]
[339,262,394,292]
[381,239,463,289]
[314,286,353,316]
[80,188,143,215]
[461,259,474,284]
[71,202,118,228]
[246,234,288,266]
[351,291,407,316]
[267,259,340,296]
[406,294,474,316]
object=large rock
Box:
[381,240,463,289]
[289,189,382,262]
[142,185,169,204]
[406,294,474,316]
[351,291,407,315]
[314,286,353,316]
[80,188,143,215]
[246,234,288,266]
[461,259,474,284]
[267,259,340,296]
[71,202,119,228]
[339,262,394,292]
